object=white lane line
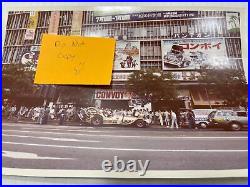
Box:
[2,151,74,160]
[2,168,248,178]
[2,134,100,143]
[3,129,248,139]
[21,127,104,133]
[3,141,248,152]
[3,124,115,130]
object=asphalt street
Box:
[2,122,248,177]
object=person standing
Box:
[187,110,195,129]
[164,110,170,128]
[159,111,164,126]
[170,110,179,129]
[39,107,45,125]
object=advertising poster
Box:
[114,41,140,70]
[226,12,240,32]
[24,11,38,40]
[162,38,228,70]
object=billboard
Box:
[114,41,140,71]
[94,11,198,23]
[161,38,228,70]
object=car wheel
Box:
[135,120,146,128]
[230,122,242,131]
[199,122,207,129]
[91,115,103,126]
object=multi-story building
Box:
[2,10,245,110]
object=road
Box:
[2,122,248,178]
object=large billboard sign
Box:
[114,41,140,71]
[94,11,198,23]
[161,38,228,70]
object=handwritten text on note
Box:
[34,34,116,85]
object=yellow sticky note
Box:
[34,34,116,85]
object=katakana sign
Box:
[161,38,228,70]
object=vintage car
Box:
[208,110,248,131]
[77,107,149,128]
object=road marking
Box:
[3,141,248,152]
[2,134,100,143]
[21,127,104,133]
[3,123,115,130]
[2,168,248,178]
[3,129,248,139]
[2,151,74,160]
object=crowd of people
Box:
[2,104,77,125]
[2,104,196,128]
[97,108,196,129]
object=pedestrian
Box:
[39,107,45,125]
[170,110,179,129]
[159,111,164,126]
[58,108,66,125]
[187,110,195,129]
[164,110,171,128]
[42,107,50,124]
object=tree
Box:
[2,62,39,103]
[126,69,178,110]
[198,68,247,108]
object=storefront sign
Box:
[95,90,133,100]
[162,38,228,70]
[114,41,140,71]
[94,11,198,23]
[112,73,132,81]
[172,32,211,39]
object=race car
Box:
[77,107,149,128]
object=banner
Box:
[161,38,228,70]
[48,11,60,34]
[24,11,38,40]
[95,90,134,100]
[114,41,140,71]
[71,11,83,36]
[94,11,198,23]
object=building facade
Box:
[2,10,244,109]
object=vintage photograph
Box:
[2,4,248,183]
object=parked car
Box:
[208,110,248,131]
[178,108,216,129]
[78,107,149,128]
[192,109,217,129]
